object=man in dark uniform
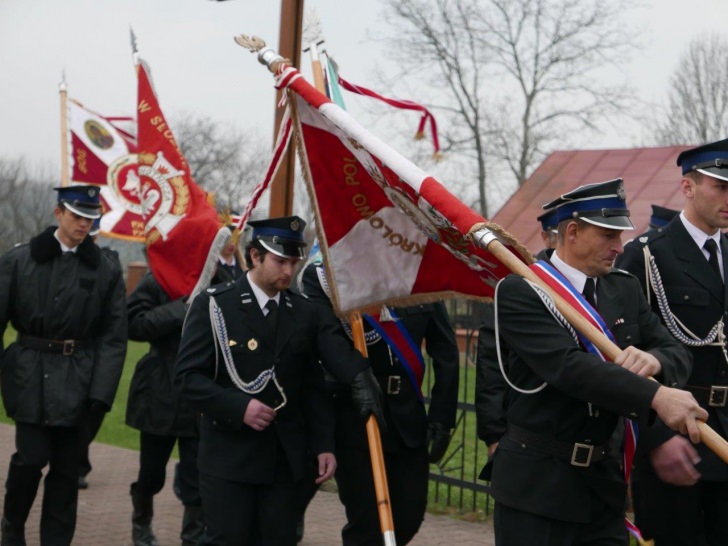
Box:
[125,269,206,546]
[299,261,460,546]
[0,185,127,546]
[175,216,384,545]
[215,224,244,282]
[616,139,728,546]
[489,179,705,545]
[475,208,560,468]
[647,204,679,232]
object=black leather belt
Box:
[505,424,606,468]
[18,334,86,356]
[686,385,728,408]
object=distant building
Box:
[490,145,691,254]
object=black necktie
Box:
[265,299,278,330]
[582,277,597,308]
[704,239,722,282]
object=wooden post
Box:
[269,0,305,217]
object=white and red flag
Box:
[136,60,221,301]
[274,66,529,314]
[67,99,143,241]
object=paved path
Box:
[0,423,494,545]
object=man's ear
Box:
[680,177,694,199]
[565,220,579,241]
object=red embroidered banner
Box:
[68,99,143,241]
[136,60,220,300]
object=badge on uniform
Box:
[228,340,237,347]
[247,338,259,351]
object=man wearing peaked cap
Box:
[617,138,728,546]
[649,204,679,231]
[0,184,127,545]
[488,178,703,545]
[175,215,385,545]
[536,208,559,260]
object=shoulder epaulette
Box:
[609,268,634,277]
[206,281,235,296]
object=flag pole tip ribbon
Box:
[414,131,425,141]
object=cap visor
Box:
[259,239,306,259]
[581,216,634,231]
[696,167,728,183]
[64,203,102,220]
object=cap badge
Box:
[616,185,626,200]
[89,188,97,197]
[290,219,300,231]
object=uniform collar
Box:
[246,272,280,311]
[53,229,78,253]
[679,211,722,254]
[551,251,592,293]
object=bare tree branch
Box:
[380,0,640,215]
[647,34,728,145]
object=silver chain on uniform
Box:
[642,246,728,364]
[208,297,287,409]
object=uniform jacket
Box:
[475,248,553,447]
[0,227,127,426]
[475,302,506,447]
[617,217,728,480]
[300,264,460,451]
[175,274,368,484]
[490,268,691,523]
[126,271,198,437]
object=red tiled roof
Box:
[490,146,691,254]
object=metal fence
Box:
[425,300,493,518]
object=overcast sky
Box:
[1,0,727,177]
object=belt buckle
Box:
[570,443,594,467]
[62,340,75,356]
[709,386,728,407]
[387,375,401,395]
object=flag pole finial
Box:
[233,35,288,73]
[129,26,139,64]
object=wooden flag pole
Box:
[349,312,397,546]
[473,226,728,463]
[300,18,398,542]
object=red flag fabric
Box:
[68,99,143,241]
[274,67,529,314]
[136,60,221,300]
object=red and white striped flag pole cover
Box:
[136,60,221,301]
[273,65,530,315]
